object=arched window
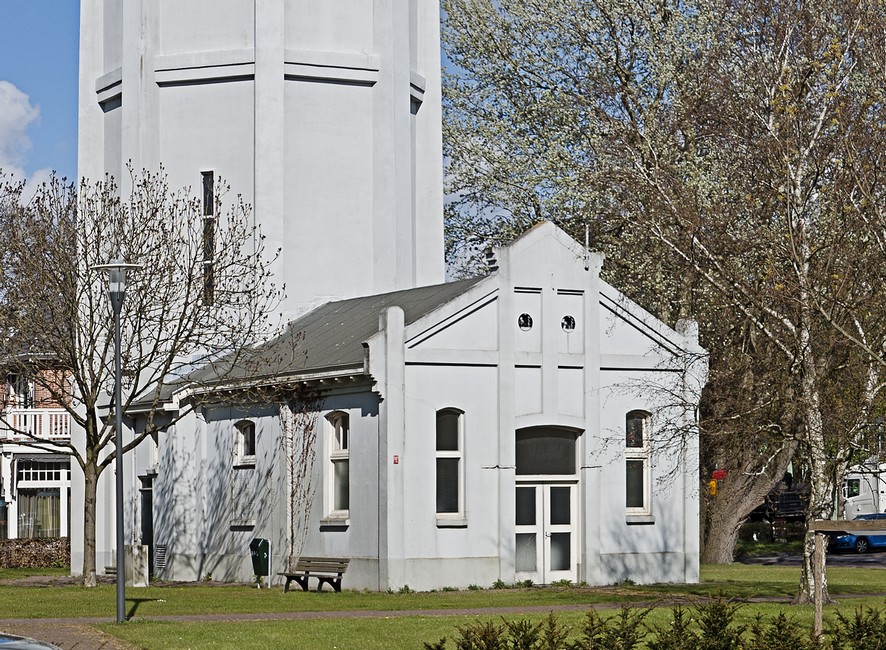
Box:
[625,411,651,516]
[326,412,350,517]
[234,420,256,465]
[436,409,463,518]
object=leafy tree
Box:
[0,170,281,586]
[443,0,886,601]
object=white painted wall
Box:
[78,0,444,319]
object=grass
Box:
[0,567,67,581]
[99,598,886,649]
[0,581,655,619]
[4,564,886,648]
[734,538,805,557]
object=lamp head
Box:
[93,259,142,313]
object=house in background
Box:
[0,367,72,540]
[132,223,706,590]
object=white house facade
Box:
[0,371,72,541]
[134,224,705,590]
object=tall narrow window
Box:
[327,412,349,517]
[235,420,256,466]
[201,171,215,306]
[436,409,463,518]
[625,411,652,517]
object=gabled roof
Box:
[166,276,487,398]
[259,276,486,376]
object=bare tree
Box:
[0,169,282,586]
[442,0,886,601]
[279,384,322,573]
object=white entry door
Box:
[515,483,577,584]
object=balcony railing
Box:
[0,408,71,441]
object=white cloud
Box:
[0,80,40,180]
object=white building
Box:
[76,2,706,588]
[0,371,72,540]
[78,0,444,319]
[133,223,705,589]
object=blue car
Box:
[0,633,61,649]
[829,513,886,554]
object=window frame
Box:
[435,408,466,526]
[625,410,654,522]
[234,420,256,468]
[325,411,350,521]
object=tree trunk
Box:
[794,305,833,603]
[701,507,744,564]
[701,439,797,563]
[81,458,98,588]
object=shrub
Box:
[738,521,774,543]
[422,600,886,649]
[454,620,505,650]
[502,618,542,650]
[694,594,745,650]
[0,537,69,569]
[747,612,812,650]
[646,606,699,650]
[569,606,650,649]
[828,606,886,650]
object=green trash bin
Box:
[249,538,270,579]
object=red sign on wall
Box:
[712,469,728,480]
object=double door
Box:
[515,482,577,584]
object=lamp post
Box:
[95,259,141,624]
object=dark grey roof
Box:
[146,276,487,403]
[249,275,486,378]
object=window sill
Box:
[230,519,256,531]
[436,515,468,528]
[233,457,256,470]
[625,514,655,525]
[320,515,350,530]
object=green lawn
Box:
[101,601,886,650]
[3,565,886,648]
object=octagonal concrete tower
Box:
[78,1,444,317]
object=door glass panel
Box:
[549,486,570,525]
[550,532,570,571]
[516,487,536,525]
[516,533,537,572]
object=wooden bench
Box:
[279,556,349,592]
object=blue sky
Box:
[0,0,80,183]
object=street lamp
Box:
[94,259,141,624]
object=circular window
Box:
[561,315,576,332]
[518,313,533,331]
